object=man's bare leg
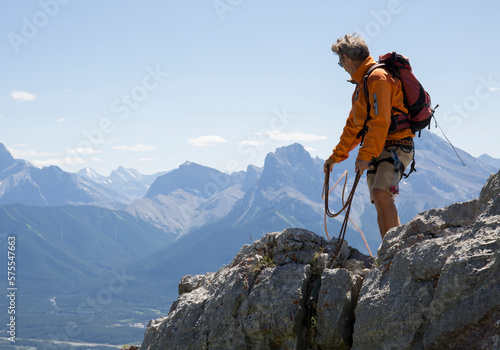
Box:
[372,188,400,238]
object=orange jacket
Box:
[329,55,414,164]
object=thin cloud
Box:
[254,131,326,142]
[40,152,61,157]
[58,118,66,123]
[113,143,156,151]
[8,146,89,168]
[8,148,37,158]
[68,147,102,155]
[188,135,228,147]
[11,90,37,102]
[239,140,266,146]
[31,157,86,168]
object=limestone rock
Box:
[314,268,363,349]
[352,170,500,350]
[140,170,500,350]
[141,228,371,350]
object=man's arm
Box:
[324,110,363,173]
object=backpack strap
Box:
[355,99,372,146]
[358,63,410,145]
[362,63,386,99]
[357,64,385,146]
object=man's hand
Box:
[355,158,370,174]
[324,157,335,174]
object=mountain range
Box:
[0,144,126,209]
[0,132,497,346]
[125,161,248,235]
[77,166,167,202]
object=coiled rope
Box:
[322,169,372,263]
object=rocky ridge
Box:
[139,169,500,350]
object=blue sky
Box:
[1,0,499,175]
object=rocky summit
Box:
[140,169,500,350]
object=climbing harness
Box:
[367,139,413,181]
[323,169,372,263]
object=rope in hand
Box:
[322,169,368,263]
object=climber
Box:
[323,33,414,239]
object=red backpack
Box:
[358,52,435,143]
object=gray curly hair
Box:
[331,34,370,61]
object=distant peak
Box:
[115,166,140,175]
[0,144,16,170]
[274,143,309,156]
[0,143,14,159]
[82,166,96,173]
[268,143,312,163]
[79,167,106,180]
[479,154,498,160]
[278,143,306,151]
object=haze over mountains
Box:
[0,131,497,346]
[78,166,167,202]
[125,161,247,235]
[0,143,129,208]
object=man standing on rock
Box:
[323,34,414,238]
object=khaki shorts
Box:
[366,146,414,203]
